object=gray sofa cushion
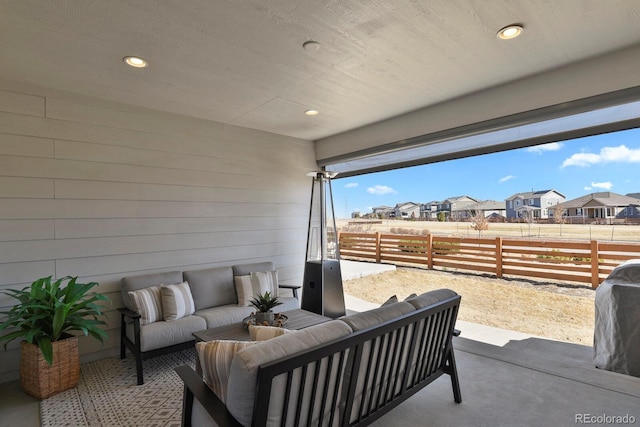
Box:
[340,301,415,332]
[195,305,255,328]
[274,296,299,312]
[121,271,183,312]
[184,266,235,310]
[232,261,274,277]
[194,296,298,329]
[226,320,353,427]
[405,289,458,309]
[128,315,206,352]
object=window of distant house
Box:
[577,208,583,216]
[529,199,535,205]
[607,207,612,216]
[516,200,521,206]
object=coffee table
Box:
[192,309,331,342]
[192,309,332,375]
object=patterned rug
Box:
[40,349,195,427]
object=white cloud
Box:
[367,185,397,195]
[527,142,563,154]
[344,182,359,188]
[562,145,640,167]
[499,175,515,183]
[591,181,613,190]
[584,186,592,191]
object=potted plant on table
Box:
[250,291,282,325]
[0,276,110,399]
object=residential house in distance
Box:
[420,200,440,220]
[371,206,394,218]
[550,192,640,223]
[455,200,507,220]
[505,189,565,220]
[438,196,477,220]
[391,202,421,219]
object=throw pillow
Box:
[161,281,196,321]
[381,295,398,307]
[250,270,279,297]
[197,340,259,403]
[248,324,293,341]
[404,293,418,301]
[234,275,259,307]
[128,285,163,325]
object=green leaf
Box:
[0,275,110,362]
[38,336,54,366]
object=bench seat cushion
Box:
[405,288,458,309]
[340,301,415,332]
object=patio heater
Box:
[301,170,346,318]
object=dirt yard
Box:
[343,267,596,346]
[337,218,640,242]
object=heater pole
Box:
[301,171,346,318]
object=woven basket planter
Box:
[20,335,80,400]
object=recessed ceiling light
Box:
[497,24,524,40]
[305,109,319,116]
[303,40,321,52]
[123,56,149,68]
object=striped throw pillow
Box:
[128,285,163,325]
[161,281,196,321]
[250,270,278,297]
[234,275,262,306]
[197,340,259,403]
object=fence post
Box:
[496,237,503,278]
[427,234,433,270]
[375,232,382,263]
[590,240,599,289]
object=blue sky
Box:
[332,127,640,218]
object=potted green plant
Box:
[0,276,110,399]
[249,291,282,325]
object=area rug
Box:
[40,349,195,427]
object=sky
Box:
[331,127,640,218]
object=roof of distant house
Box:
[442,195,477,203]
[505,189,565,200]
[555,192,640,209]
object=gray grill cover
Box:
[593,259,640,377]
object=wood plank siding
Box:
[0,85,316,383]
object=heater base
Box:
[301,260,346,318]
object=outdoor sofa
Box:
[176,288,462,426]
[119,262,300,385]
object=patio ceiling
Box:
[1,0,640,147]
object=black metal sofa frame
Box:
[176,293,461,426]
[119,263,301,385]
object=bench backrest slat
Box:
[253,295,460,427]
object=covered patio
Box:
[3,302,639,425]
[1,1,640,425]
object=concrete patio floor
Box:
[2,267,638,426]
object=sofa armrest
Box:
[118,306,141,320]
[175,365,242,427]
[278,284,301,299]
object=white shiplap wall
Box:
[0,83,317,383]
